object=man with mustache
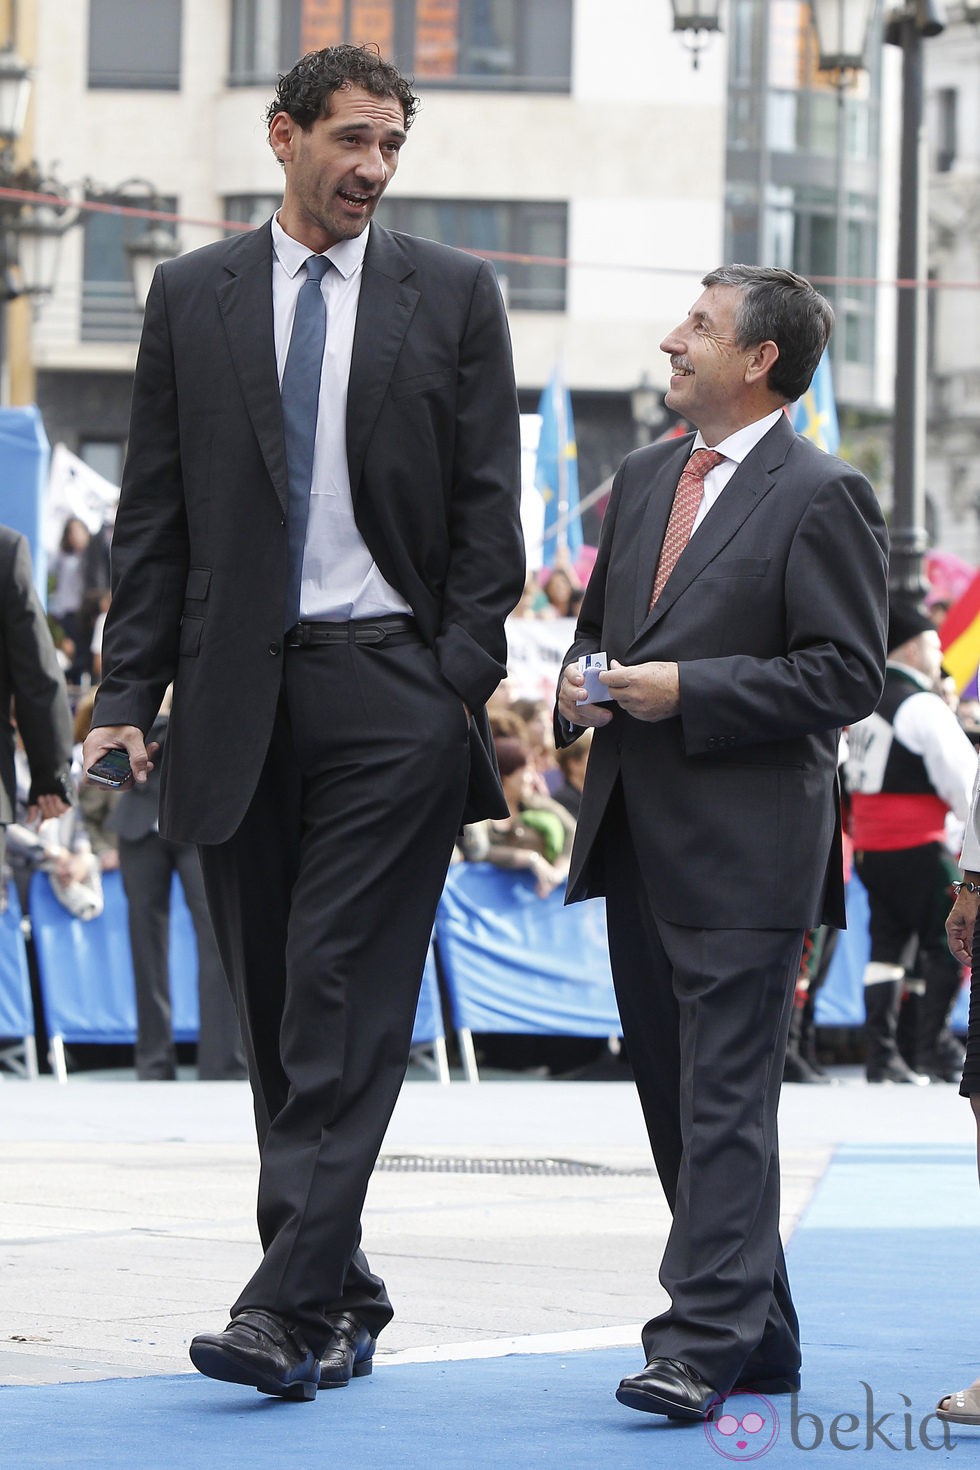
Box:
[557,266,888,1420]
[84,45,523,1400]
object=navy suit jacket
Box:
[94,222,524,843]
[558,416,888,930]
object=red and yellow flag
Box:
[940,569,980,696]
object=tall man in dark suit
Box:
[0,526,74,860]
[556,266,888,1421]
[83,46,523,1400]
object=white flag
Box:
[45,443,120,555]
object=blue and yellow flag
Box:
[789,349,840,454]
[536,365,582,566]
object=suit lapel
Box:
[346,226,420,500]
[215,225,289,513]
[637,414,795,636]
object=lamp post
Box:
[884,0,946,599]
[811,0,947,601]
[669,0,722,70]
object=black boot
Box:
[864,974,928,1084]
[784,978,829,1084]
[917,958,967,1083]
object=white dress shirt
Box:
[689,407,785,533]
[961,758,980,872]
[271,215,411,621]
[883,661,978,825]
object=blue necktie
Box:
[281,254,330,630]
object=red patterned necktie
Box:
[649,448,725,608]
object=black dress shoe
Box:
[318,1312,376,1389]
[189,1308,319,1400]
[616,1357,722,1421]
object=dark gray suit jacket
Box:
[0,526,73,824]
[558,416,889,930]
[94,222,524,843]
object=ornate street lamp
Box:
[0,44,30,147]
[126,216,178,308]
[4,169,77,298]
[809,0,876,71]
[669,0,723,70]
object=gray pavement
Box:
[0,1070,974,1389]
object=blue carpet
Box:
[3,1144,978,1469]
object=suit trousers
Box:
[118,832,245,1081]
[197,635,471,1354]
[600,787,803,1393]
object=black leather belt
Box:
[284,616,421,649]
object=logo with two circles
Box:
[703,1393,780,1461]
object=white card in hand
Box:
[577,651,613,703]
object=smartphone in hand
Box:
[85,748,134,788]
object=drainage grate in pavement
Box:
[376,1155,653,1177]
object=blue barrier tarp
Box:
[816,873,971,1032]
[0,883,32,1039]
[0,405,50,599]
[30,869,199,1044]
[30,868,440,1052]
[436,863,620,1036]
[411,945,443,1047]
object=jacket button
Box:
[268,642,280,656]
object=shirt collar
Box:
[886,659,933,691]
[691,407,784,465]
[271,213,370,281]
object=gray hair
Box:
[701,264,834,402]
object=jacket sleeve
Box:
[552,459,625,748]
[678,467,889,752]
[432,260,526,710]
[93,266,189,736]
[2,534,74,802]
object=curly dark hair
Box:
[265,44,419,133]
[701,264,834,403]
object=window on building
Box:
[224,195,284,231]
[380,198,566,310]
[935,88,957,173]
[81,194,177,343]
[229,0,572,91]
[79,440,125,487]
[88,0,182,89]
[223,194,566,310]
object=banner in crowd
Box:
[535,364,582,566]
[46,443,119,553]
[505,615,575,701]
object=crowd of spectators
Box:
[2,527,978,1086]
